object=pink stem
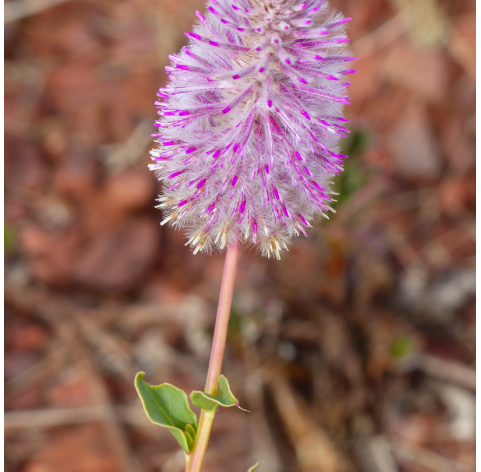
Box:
[185,244,239,472]
[204,243,239,395]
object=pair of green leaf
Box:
[135,372,242,453]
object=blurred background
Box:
[4,0,476,471]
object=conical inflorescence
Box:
[150,0,356,259]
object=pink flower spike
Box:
[151,0,355,258]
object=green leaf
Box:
[190,375,247,412]
[135,372,197,453]
[185,423,196,440]
[4,223,17,255]
[332,159,367,208]
[184,427,194,451]
[247,462,259,472]
[190,391,219,412]
[183,423,196,451]
[391,335,413,359]
[345,129,371,158]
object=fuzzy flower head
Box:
[150,0,356,259]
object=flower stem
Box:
[185,244,239,472]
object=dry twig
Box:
[417,354,476,391]
[269,374,353,472]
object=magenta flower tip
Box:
[151,0,356,259]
